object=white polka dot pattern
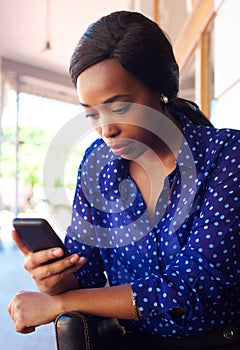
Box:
[65,113,240,337]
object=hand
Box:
[12,230,86,295]
[8,291,60,334]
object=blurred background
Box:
[0,0,239,349]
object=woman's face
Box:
[76,59,164,160]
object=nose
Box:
[98,121,120,139]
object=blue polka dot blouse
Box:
[65,112,240,338]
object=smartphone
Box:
[12,217,70,263]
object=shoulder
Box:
[178,115,240,177]
[193,126,240,183]
[200,126,240,143]
[183,115,240,159]
[197,126,240,158]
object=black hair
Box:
[70,11,213,127]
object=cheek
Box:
[87,116,100,129]
[122,126,148,145]
[124,108,151,131]
[89,121,101,136]
[95,126,102,136]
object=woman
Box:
[8,11,240,349]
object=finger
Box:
[26,253,85,284]
[25,247,65,270]
[21,326,36,334]
[35,259,84,294]
[15,319,36,334]
[38,254,86,280]
[11,230,31,255]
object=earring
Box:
[160,94,169,104]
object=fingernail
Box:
[52,248,63,256]
[70,255,85,264]
[69,255,79,263]
[78,257,86,264]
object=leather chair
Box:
[54,312,240,350]
[55,312,125,350]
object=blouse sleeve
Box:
[65,157,107,289]
[131,133,240,323]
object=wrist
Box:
[53,289,81,316]
[52,292,69,316]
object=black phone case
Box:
[12,217,70,262]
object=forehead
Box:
[76,59,144,106]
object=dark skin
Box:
[77,60,182,223]
[11,229,83,295]
[8,59,184,334]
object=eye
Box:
[84,108,99,119]
[112,103,131,115]
[85,113,99,119]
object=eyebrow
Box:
[79,94,132,107]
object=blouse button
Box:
[223,328,234,339]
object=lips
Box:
[107,142,132,156]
